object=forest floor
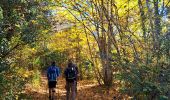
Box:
[25,72,128,100]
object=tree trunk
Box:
[138,0,146,39]
[153,0,161,65]
[154,0,161,50]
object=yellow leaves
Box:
[15,24,20,28]
[31,20,36,23]
[56,9,76,21]
[9,36,21,48]
[15,95,19,100]
[22,47,37,58]
[115,0,138,9]
[17,68,33,78]
[114,0,139,20]
[46,26,97,59]
[162,26,168,33]
[23,71,30,78]
[37,15,43,18]
[31,20,37,24]
[42,29,49,33]
[31,48,36,52]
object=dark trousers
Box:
[66,81,76,100]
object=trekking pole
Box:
[45,81,49,100]
[46,81,49,100]
[58,85,59,100]
[46,82,48,100]
[56,82,59,100]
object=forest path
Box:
[26,72,126,100]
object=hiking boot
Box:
[49,96,51,100]
[52,90,55,92]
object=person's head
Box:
[68,59,73,64]
[68,59,73,67]
[51,61,55,66]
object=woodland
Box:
[0,0,170,100]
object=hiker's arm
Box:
[46,68,49,79]
[76,66,79,74]
[64,69,67,78]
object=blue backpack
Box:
[47,66,58,81]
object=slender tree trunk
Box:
[138,0,146,39]
[154,0,161,65]
[154,0,161,37]
[146,0,155,48]
[84,26,102,85]
[100,0,113,87]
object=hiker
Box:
[47,61,60,100]
[64,59,78,100]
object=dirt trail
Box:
[26,72,126,100]
[27,73,67,100]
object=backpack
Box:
[66,67,76,82]
[47,66,57,81]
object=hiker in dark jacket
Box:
[64,59,78,100]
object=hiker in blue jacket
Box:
[47,61,60,100]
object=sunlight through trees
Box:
[0,0,170,99]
